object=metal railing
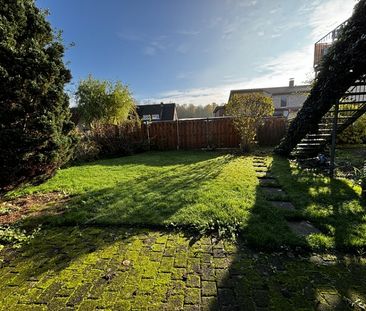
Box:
[314,20,348,70]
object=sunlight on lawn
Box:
[15,152,259,232]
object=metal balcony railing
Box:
[313,20,348,70]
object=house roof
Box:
[229,84,310,100]
[213,105,225,113]
[136,103,176,121]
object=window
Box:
[151,114,160,120]
[142,115,151,121]
[280,96,287,107]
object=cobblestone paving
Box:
[1,227,366,310]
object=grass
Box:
[271,155,366,251]
[337,144,366,166]
[9,151,261,234]
[4,150,366,251]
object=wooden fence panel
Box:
[136,116,286,150]
[257,117,287,146]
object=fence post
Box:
[176,119,180,150]
[206,117,209,148]
[146,121,151,151]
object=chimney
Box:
[289,78,295,87]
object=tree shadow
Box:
[71,150,227,168]
[210,155,366,310]
[270,156,366,251]
[20,154,234,229]
[2,152,365,310]
[210,239,366,310]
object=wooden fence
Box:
[139,116,287,150]
[257,117,288,147]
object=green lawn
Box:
[11,151,261,233]
[4,150,366,251]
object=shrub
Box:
[338,114,366,144]
[226,93,274,152]
[72,130,101,163]
[71,121,147,162]
[76,76,136,126]
[0,1,76,193]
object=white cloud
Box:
[117,32,144,42]
[177,30,200,36]
[308,0,355,41]
[141,0,356,105]
[176,43,190,54]
[269,8,280,14]
[239,0,258,7]
[271,33,282,38]
[143,46,156,56]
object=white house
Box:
[228,79,311,119]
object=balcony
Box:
[313,20,348,71]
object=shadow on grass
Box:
[71,150,228,168]
[270,156,366,251]
[20,154,234,230]
[2,152,366,309]
[209,155,366,310]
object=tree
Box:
[226,93,274,152]
[176,103,218,119]
[0,0,76,193]
[76,75,136,125]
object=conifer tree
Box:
[0,0,76,192]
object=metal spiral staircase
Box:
[291,20,366,160]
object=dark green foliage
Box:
[338,114,366,144]
[176,103,218,119]
[72,121,147,163]
[76,75,136,126]
[275,0,366,155]
[0,0,75,193]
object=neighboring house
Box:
[228,79,311,119]
[213,105,225,117]
[136,103,177,122]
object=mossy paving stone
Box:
[202,281,217,296]
[260,186,287,197]
[287,220,321,237]
[258,178,280,187]
[269,201,296,211]
[256,172,274,178]
[2,227,366,310]
[253,162,267,166]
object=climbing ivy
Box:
[275,0,366,156]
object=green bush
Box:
[0,1,76,193]
[72,130,101,163]
[72,121,148,163]
[338,114,366,144]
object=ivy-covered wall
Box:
[275,0,366,156]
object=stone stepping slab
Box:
[268,201,296,211]
[254,167,268,172]
[261,186,287,198]
[253,164,267,169]
[259,178,280,187]
[253,163,267,167]
[256,172,274,178]
[287,221,321,237]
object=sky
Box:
[36,0,357,106]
